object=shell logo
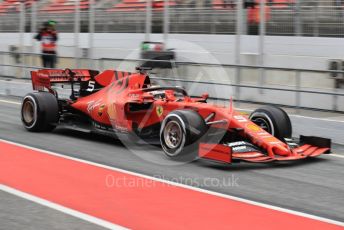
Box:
[107,104,117,120]
[246,123,261,132]
[264,136,278,142]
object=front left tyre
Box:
[21,92,59,132]
[160,110,208,161]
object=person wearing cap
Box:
[34,20,58,68]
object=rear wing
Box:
[30,69,99,92]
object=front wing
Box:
[198,136,331,164]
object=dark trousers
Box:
[42,52,57,68]
[248,23,259,35]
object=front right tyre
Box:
[249,105,292,141]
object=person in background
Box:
[35,20,58,68]
[247,1,271,35]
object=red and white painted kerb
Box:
[0,139,343,230]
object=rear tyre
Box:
[160,110,207,161]
[21,92,59,132]
[249,105,292,141]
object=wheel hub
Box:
[22,100,35,124]
[164,120,182,149]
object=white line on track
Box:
[236,108,344,123]
[291,114,344,123]
[0,99,21,105]
[329,153,344,159]
[1,138,343,227]
[0,79,31,84]
[0,185,127,230]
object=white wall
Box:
[1,33,344,70]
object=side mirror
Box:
[201,93,209,100]
[136,66,153,74]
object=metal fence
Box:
[0,50,343,112]
[1,1,344,36]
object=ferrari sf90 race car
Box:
[21,67,331,164]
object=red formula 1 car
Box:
[21,67,331,163]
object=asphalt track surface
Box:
[0,191,107,230]
[1,96,344,227]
